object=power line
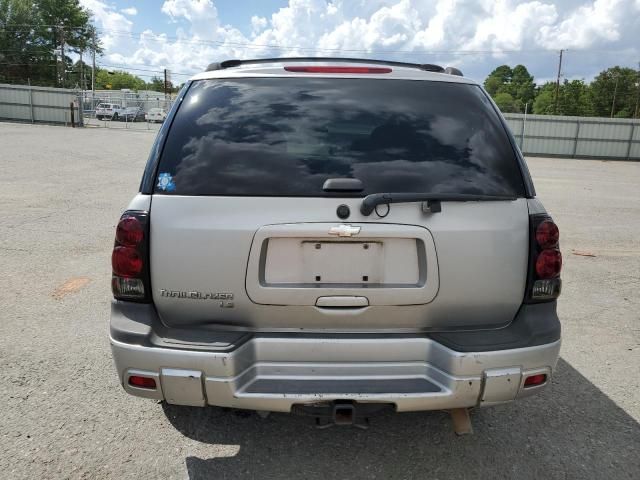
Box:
[98,63,192,76]
[2,24,88,28]
[95,28,640,56]
[95,28,563,55]
[4,24,634,57]
[0,62,57,66]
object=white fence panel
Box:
[0,83,80,125]
[504,113,639,160]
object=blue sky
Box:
[114,0,288,37]
[80,0,640,83]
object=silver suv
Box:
[110,58,561,430]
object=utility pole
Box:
[59,24,66,88]
[522,102,529,152]
[610,74,619,118]
[634,61,640,119]
[164,68,168,99]
[92,29,96,108]
[553,49,564,114]
[79,51,84,90]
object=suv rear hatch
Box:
[147,74,530,331]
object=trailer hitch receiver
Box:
[333,402,356,425]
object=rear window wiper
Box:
[360,192,518,216]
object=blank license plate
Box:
[301,241,383,284]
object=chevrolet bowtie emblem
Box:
[328,224,361,237]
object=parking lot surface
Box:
[0,123,638,479]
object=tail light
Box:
[284,66,392,74]
[111,211,151,302]
[524,214,562,303]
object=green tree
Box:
[484,65,513,96]
[533,80,593,116]
[68,58,91,88]
[484,64,535,112]
[511,65,535,106]
[533,82,556,114]
[589,66,638,118]
[558,79,592,116]
[493,92,517,113]
[0,0,45,83]
[147,76,165,92]
[96,68,146,90]
[0,0,100,86]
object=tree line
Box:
[484,64,640,118]
[0,0,176,92]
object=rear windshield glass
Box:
[155,78,525,196]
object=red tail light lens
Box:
[112,246,143,277]
[116,216,144,246]
[536,221,559,249]
[112,210,150,302]
[284,66,392,74]
[128,375,157,389]
[535,249,562,279]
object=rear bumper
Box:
[109,302,561,412]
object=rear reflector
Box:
[128,375,157,389]
[524,374,547,388]
[284,66,392,74]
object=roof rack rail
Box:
[205,57,462,76]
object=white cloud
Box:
[251,16,268,36]
[121,7,138,16]
[80,0,640,83]
[538,0,625,48]
[80,0,133,51]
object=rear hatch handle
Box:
[360,193,518,216]
[316,296,369,308]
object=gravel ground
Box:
[0,123,638,479]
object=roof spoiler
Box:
[205,57,463,76]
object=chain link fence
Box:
[81,90,175,131]
[1,83,175,131]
